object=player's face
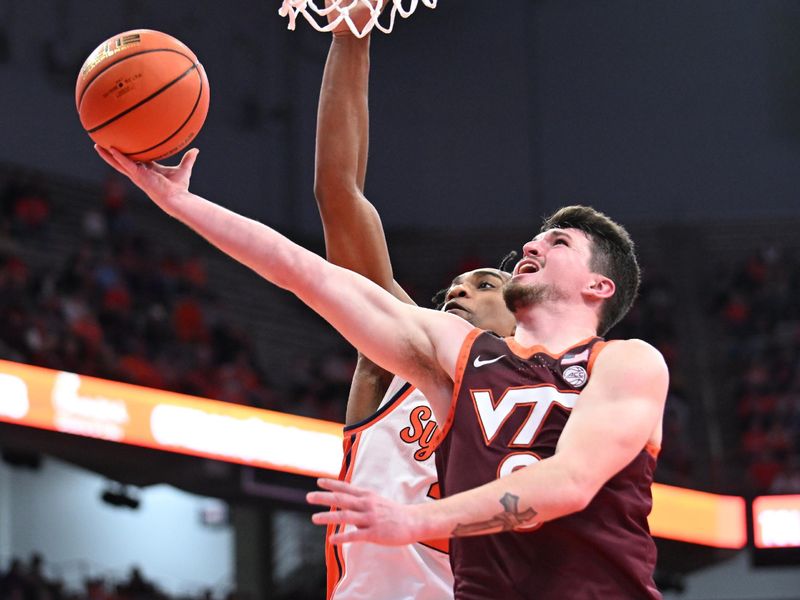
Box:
[442,269,516,336]
[504,228,596,312]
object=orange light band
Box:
[0,359,343,478]
[0,360,750,547]
[649,483,747,549]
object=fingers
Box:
[306,478,399,545]
[143,148,198,180]
[97,145,152,183]
[306,489,367,511]
[94,145,130,177]
[107,146,141,176]
[316,478,369,496]
[328,526,372,545]
[306,479,370,510]
[180,148,200,171]
[311,509,370,528]
[95,145,199,182]
[310,508,376,544]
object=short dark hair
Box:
[540,205,640,335]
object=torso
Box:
[327,376,454,600]
[435,330,662,600]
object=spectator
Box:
[714,247,800,492]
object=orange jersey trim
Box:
[326,431,364,599]
[586,339,614,375]
[325,522,342,600]
[343,383,417,436]
[645,442,661,459]
[432,327,482,450]
[504,334,599,360]
[419,537,450,554]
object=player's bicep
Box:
[307,266,467,386]
[370,301,472,390]
[555,340,668,496]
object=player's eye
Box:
[478,281,495,289]
[553,238,568,246]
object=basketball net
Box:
[279,0,437,38]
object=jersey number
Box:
[498,452,543,531]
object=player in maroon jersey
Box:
[94,144,667,598]
[302,206,667,599]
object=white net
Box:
[279,0,437,38]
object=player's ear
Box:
[585,275,615,300]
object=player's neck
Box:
[511,305,598,354]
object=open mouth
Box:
[516,260,541,275]
[444,301,469,314]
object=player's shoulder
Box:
[596,338,668,376]
[590,339,669,405]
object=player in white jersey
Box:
[328,381,450,599]
[314,6,516,598]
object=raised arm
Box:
[314,16,409,301]
[95,146,469,409]
[309,339,668,544]
[315,9,413,422]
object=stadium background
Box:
[1,1,800,598]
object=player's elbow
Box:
[560,465,602,515]
[559,480,594,516]
[313,171,356,207]
[570,484,597,514]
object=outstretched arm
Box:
[95,146,469,406]
[308,340,668,544]
[315,9,412,422]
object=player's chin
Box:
[502,281,540,313]
[445,307,472,322]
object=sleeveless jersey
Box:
[435,330,661,600]
[326,376,454,600]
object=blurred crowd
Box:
[8,167,800,598]
[8,167,800,496]
[0,171,353,421]
[608,273,694,487]
[714,246,800,494]
[0,554,233,600]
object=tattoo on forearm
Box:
[451,493,539,537]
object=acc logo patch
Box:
[562,365,588,388]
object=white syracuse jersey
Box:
[326,376,454,600]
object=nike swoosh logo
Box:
[473,355,505,368]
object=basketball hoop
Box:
[279,0,437,38]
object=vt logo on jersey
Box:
[470,385,578,446]
[399,405,438,461]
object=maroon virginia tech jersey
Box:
[435,329,661,600]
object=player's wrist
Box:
[331,31,371,44]
[155,187,193,220]
[408,501,443,542]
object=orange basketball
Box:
[76,29,210,162]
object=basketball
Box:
[75,29,210,162]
